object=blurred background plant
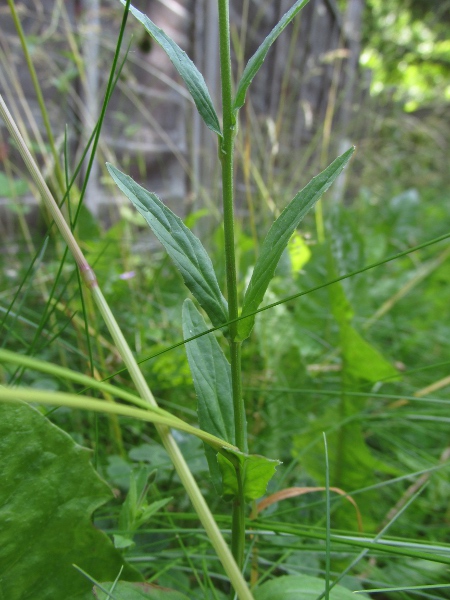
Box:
[1,0,449,598]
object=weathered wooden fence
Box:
[0,0,364,226]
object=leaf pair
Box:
[108,148,355,342]
[121,0,311,134]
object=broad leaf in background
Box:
[218,448,280,502]
[237,147,355,341]
[294,260,398,529]
[0,402,140,600]
[93,581,190,599]
[233,0,310,114]
[254,574,361,600]
[122,1,221,137]
[107,165,228,330]
[182,298,235,493]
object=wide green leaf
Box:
[94,581,190,599]
[254,574,361,600]
[182,298,235,492]
[0,402,140,600]
[217,448,279,502]
[107,164,228,330]
[233,0,310,113]
[122,1,221,136]
[237,147,355,341]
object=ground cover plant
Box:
[1,1,450,599]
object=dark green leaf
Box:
[218,448,279,502]
[233,0,310,113]
[182,299,234,492]
[0,402,140,600]
[237,147,355,341]
[254,574,360,600]
[122,1,221,136]
[94,581,190,599]
[107,164,228,329]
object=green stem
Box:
[218,0,247,572]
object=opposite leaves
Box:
[107,164,228,330]
[122,1,221,137]
[237,147,355,341]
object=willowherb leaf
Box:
[218,448,280,502]
[121,1,221,137]
[237,147,355,341]
[107,164,228,330]
[182,299,235,493]
[233,0,310,114]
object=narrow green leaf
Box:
[218,448,280,502]
[0,402,140,600]
[121,1,221,137]
[233,0,310,113]
[182,299,234,493]
[237,147,355,341]
[107,164,228,329]
[254,574,361,600]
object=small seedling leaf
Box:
[121,1,221,137]
[234,0,310,113]
[182,299,234,493]
[254,574,361,600]
[107,164,228,330]
[237,147,355,341]
[218,448,280,502]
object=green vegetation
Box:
[1,0,449,599]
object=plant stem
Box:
[218,0,247,571]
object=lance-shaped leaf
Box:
[107,164,228,330]
[233,0,310,113]
[122,1,221,137]
[218,448,280,502]
[237,147,355,341]
[182,298,235,493]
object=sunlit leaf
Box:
[0,402,140,600]
[237,147,355,341]
[218,448,280,502]
[182,298,235,493]
[107,164,228,330]
[122,1,221,136]
[288,232,311,273]
[233,0,310,113]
